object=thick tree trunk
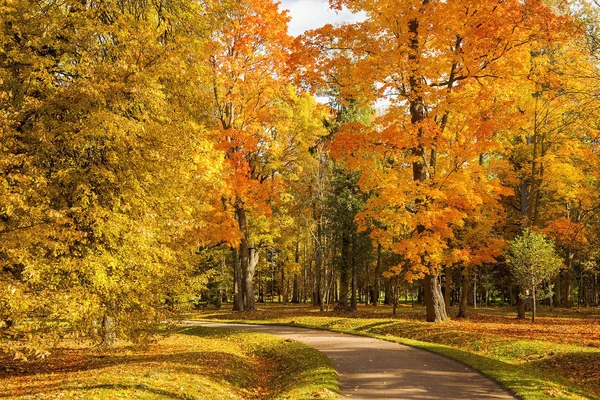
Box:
[424,274,448,322]
[384,279,392,305]
[235,204,257,311]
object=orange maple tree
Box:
[294,0,567,321]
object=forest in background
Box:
[3,0,600,360]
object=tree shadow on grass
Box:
[2,326,339,400]
[528,351,600,397]
[402,339,597,400]
[0,349,249,398]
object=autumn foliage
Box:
[2,0,600,368]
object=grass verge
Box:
[1,326,339,399]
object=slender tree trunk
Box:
[336,231,351,311]
[292,241,300,303]
[457,267,469,318]
[473,279,477,309]
[553,273,560,308]
[246,246,258,311]
[517,286,526,319]
[101,313,116,346]
[444,266,452,314]
[232,247,244,312]
[392,278,398,316]
[375,243,382,306]
[351,233,357,311]
[281,262,287,304]
[531,285,536,323]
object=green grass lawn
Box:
[188,303,600,400]
[1,326,339,400]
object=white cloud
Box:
[280,0,366,37]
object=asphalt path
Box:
[185,321,515,400]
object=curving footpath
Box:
[185,321,514,400]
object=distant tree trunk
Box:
[232,247,244,312]
[424,273,448,322]
[594,272,598,306]
[553,273,560,308]
[564,251,573,307]
[101,313,116,346]
[351,233,357,311]
[247,246,259,310]
[292,274,300,304]
[392,277,399,316]
[281,262,287,304]
[517,286,526,319]
[531,285,536,323]
[473,279,477,309]
[444,266,452,314]
[375,243,382,306]
[313,203,324,311]
[292,242,300,303]
[336,231,351,311]
[457,267,469,318]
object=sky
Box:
[280,0,366,36]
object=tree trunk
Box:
[232,247,244,312]
[457,267,469,318]
[292,274,300,303]
[531,285,536,323]
[384,279,392,305]
[517,286,526,319]
[424,274,448,322]
[246,246,258,311]
[473,279,477,309]
[351,233,357,311]
[375,243,382,306]
[101,313,117,346]
[292,241,300,303]
[336,231,351,311]
[281,262,286,304]
[565,252,573,307]
[444,266,452,314]
[392,278,398,316]
[236,204,256,311]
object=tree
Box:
[0,0,224,357]
[296,0,564,322]
[506,229,562,322]
[204,0,325,312]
